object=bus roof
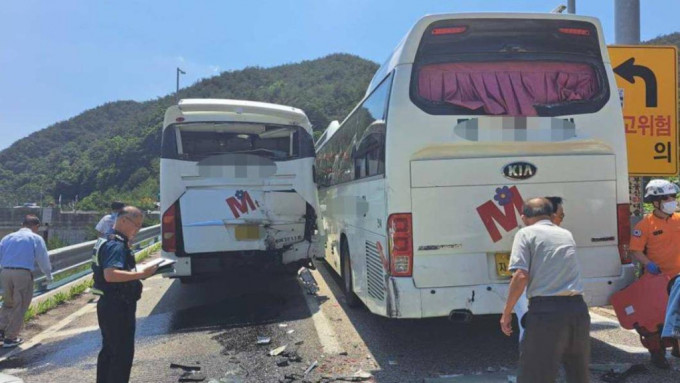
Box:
[164,98,313,132]
[366,12,606,97]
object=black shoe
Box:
[651,351,670,369]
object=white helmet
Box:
[644,179,680,198]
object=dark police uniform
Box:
[92,231,142,383]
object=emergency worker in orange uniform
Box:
[630,179,680,369]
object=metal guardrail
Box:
[0,225,161,297]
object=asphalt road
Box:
[1,256,679,383]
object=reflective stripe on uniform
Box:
[92,238,107,266]
[91,287,105,296]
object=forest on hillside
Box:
[0,54,378,210]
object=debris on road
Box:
[178,370,206,382]
[256,336,271,345]
[388,360,397,365]
[276,358,290,367]
[170,363,202,372]
[298,267,320,295]
[279,323,288,328]
[595,363,648,383]
[304,360,319,376]
[353,369,372,379]
[269,345,288,356]
[286,329,295,334]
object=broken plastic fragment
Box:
[286,330,295,334]
[276,358,289,367]
[279,323,288,328]
[304,360,318,376]
[179,370,206,382]
[170,363,202,372]
[298,267,320,295]
[256,337,271,345]
[354,369,372,379]
[269,345,287,356]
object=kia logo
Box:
[502,162,537,180]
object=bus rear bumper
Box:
[385,264,636,319]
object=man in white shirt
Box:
[96,201,124,238]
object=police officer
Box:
[92,206,157,383]
[630,179,680,369]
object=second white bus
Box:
[315,13,635,318]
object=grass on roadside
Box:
[24,278,94,322]
[22,242,161,323]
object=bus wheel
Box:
[341,241,360,308]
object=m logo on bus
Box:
[502,162,537,180]
[226,190,258,219]
[476,186,524,243]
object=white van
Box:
[160,99,320,281]
[315,13,635,318]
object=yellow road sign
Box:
[608,45,678,176]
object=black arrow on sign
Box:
[614,57,658,107]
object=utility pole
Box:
[615,0,643,228]
[176,67,186,102]
[615,0,640,44]
[568,0,576,14]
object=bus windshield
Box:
[411,18,609,117]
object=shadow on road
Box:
[313,261,680,382]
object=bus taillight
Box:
[162,203,177,253]
[388,213,413,277]
[617,204,632,264]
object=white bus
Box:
[160,99,320,281]
[315,13,635,319]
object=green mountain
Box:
[0,54,378,210]
[645,32,680,48]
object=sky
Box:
[1,0,678,151]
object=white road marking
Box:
[297,278,344,355]
[0,300,97,363]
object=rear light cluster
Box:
[388,213,413,277]
[431,26,467,36]
[558,27,591,36]
[162,203,177,253]
[617,204,632,264]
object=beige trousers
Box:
[0,269,34,340]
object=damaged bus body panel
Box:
[160,99,321,280]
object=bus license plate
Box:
[235,225,260,240]
[495,253,512,277]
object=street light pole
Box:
[176,67,186,102]
[567,0,576,14]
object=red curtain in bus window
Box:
[417,62,598,116]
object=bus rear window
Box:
[161,122,315,161]
[411,19,609,116]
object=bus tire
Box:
[341,241,360,308]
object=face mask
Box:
[662,200,677,215]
